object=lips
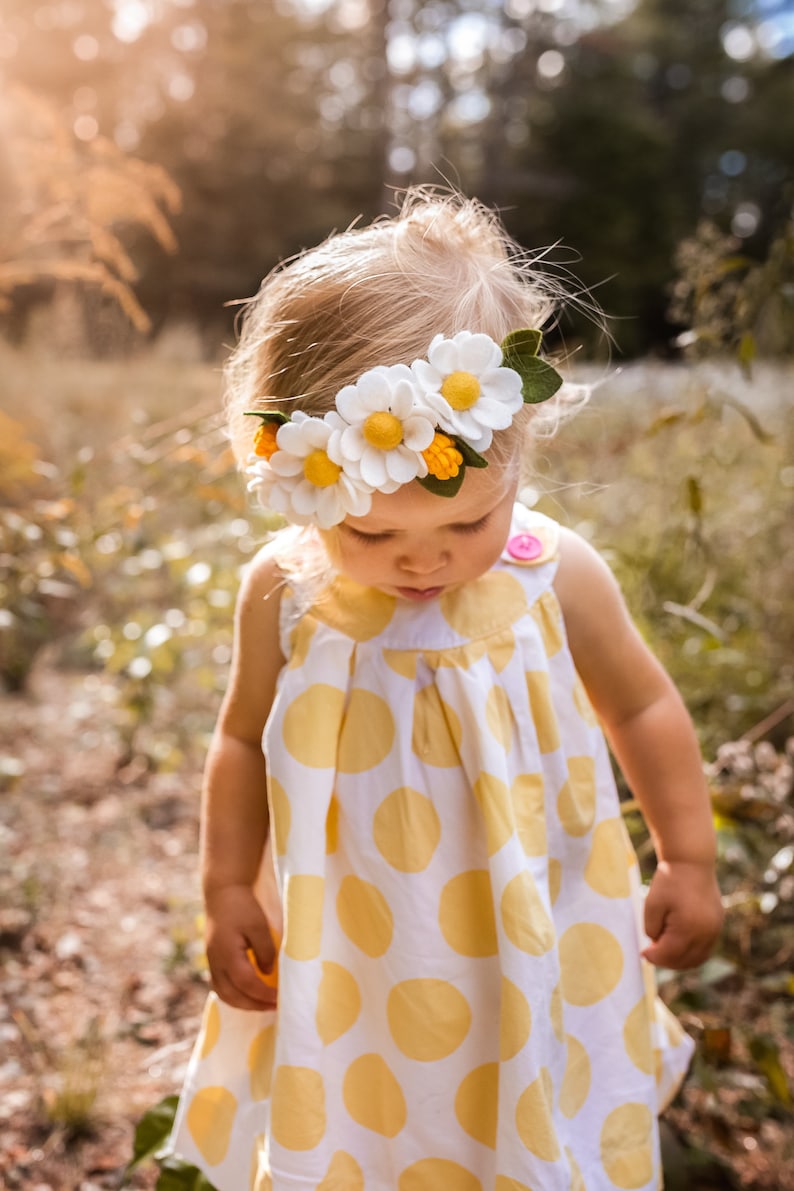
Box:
[396,586,444,601]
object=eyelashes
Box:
[346,529,393,546]
[454,515,491,535]
[346,514,491,546]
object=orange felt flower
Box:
[253,420,280,460]
[422,431,463,480]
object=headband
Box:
[244,329,562,529]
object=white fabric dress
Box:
[171,506,693,1191]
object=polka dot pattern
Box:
[560,923,624,1006]
[317,577,396,640]
[530,592,564,657]
[287,617,316,668]
[455,1063,499,1148]
[283,874,324,961]
[171,507,690,1191]
[499,976,532,1061]
[186,1086,237,1165]
[388,978,472,1060]
[600,1103,654,1189]
[485,685,516,749]
[557,756,597,836]
[337,876,393,957]
[399,1159,483,1191]
[373,787,441,872]
[559,1033,591,1119]
[623,996,655,1075]
[343,1054,406,1137]
[282,685,344,767]
[412,685,462,767]
[501,870,555,956]
[247,1026,275,1101]
[525,670,560,753]
[268,777,290,856]
[440,570,527,638]
[515,1068,560,1162]
[317,1150,365,1190]
[271,1066,326,1151]
[473,772,513,856]
[511,772,546,856]
[338,689,395,773]
[585,818,632,897]
[325,795,339,854]
[198,997,220,1060]
[439,870,498,957]
[316,961,361,1045]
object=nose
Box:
[397,540,450,576]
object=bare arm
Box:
[555,528,723,969]
[201,546,286,1008]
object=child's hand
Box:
[204,884,279,1010]
[642,860,723,970]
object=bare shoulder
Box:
[218,540,288,742]
[239,539,288,608]
[554,526,626,626]
[554,526,672,724]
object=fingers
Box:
[206,927,280,1010]
[209,950,279,1010]
[642,903,723,969]
[642,932,714,970]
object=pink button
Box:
[506,533,543,562]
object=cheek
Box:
[336,541,385,577]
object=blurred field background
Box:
[1,0,793,1188]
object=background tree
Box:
[0,0,791,354]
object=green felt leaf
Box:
[501,327,542,360]
[500,329,563,404]
[244,409,289,425]
[417,467,466,497]
[513,355,564,404]
[454,438,489,469]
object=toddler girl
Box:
[170,190,722,1191]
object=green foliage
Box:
[538,363,793,755]
[3,0,793,354]
[2,343,791,1183]
[126,1095,217,1190]
[0,347,258,772]
[669,213,794,364]
[15,1011,108,1136]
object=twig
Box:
[662,601,727,642]
[740,699,794,745]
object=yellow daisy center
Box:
[303,449,341,487]
[440,370,481,411]
[363,411,404,451]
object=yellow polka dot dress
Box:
[171,507,693,1191]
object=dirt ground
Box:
[0,661,207,1190]
[1,662,792,1191]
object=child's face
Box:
[322,465,519,601]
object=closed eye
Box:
[453,514,491,534]
[344,527,395,545]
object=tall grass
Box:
[1,339,791,754]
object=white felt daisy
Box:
[332,364,435,491]
[411,330,524,452]
[246,410,373,529]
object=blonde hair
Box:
[226,188,589,470]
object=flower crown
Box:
[244,329,562,529]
